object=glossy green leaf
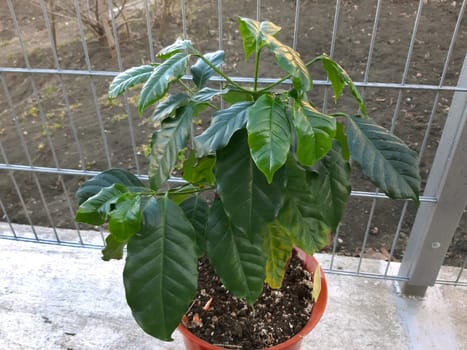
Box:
[149,105,193,189]
[138,52,189,113]
[166,184,199,204]
[266,36,312,91]
[191,50,224,88]
[319,55,367,116]
[192,102,210,116]
[109,65,154,99]
[180,195,209,257]
[206,200,266,304]
[278,157,331,255]
[216,129,286,238]
[293,101,337,165]
[195,102,253,157]
[157,38,193,59]
[335,121,350,160]
[151,93,190,123]
[247,94,291,183]
[262,220,293,289]
[76,168,146,205]
[192,87,228,103]
[301,101,336,136]
[308,143,351,232]
[237,16,281,60]
[101,234,127,261]
[75,183,128,225]
[221,88,254,104]
[237,17,311,91]
[182,152,215,185]
[346,115,420,202]
[123,197,197,341]
[293,102,318,166]
[108,194,143,241]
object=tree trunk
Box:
[96,0,115,55]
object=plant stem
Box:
[258,56,325,92]
[253,48,262,92]
[156,184,215,197]
[178,79,193,93]
[193,53,245,91]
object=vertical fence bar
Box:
[108,0,141,175]
[38,0,86,171]
[144,0,155,62]
[322,0,341,114]
[357,0,424,273]
[0,142,38,239]
[38,0,84,244]
[73,0,112,168]
[398,55,467,296]
[0,198,15,237]
[4,1,60,238]
[292,0,300,51]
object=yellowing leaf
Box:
[312,263,322,302]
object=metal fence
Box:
[0,0,466,294]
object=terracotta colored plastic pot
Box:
[178,248,328,350]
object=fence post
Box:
[398,55,467,296]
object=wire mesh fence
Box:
[0,0,466,288]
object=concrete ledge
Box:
[1,239,466,349]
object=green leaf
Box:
[191,50,224,88]
[151,93,190,123]
[192,87,228,103]
[346,115,420,201]
[222,88,254,104]
[195,102,253,157]
[278,157,331,255]
[319,55,367,116]
[157,38,193,59]
[182,152,215,185]
[262,220,293,289]
[109,65,155,99]
[76,168,146,205]
[335,121,350,160]
[265,36,312,91]
[237,17,281,60]
[180,195,209,257]
[206,200,266,304]
[301,101,336,136]
[166,184,199,204]
[247,94,291,183]
[75,183,128,225]
[237,17,311,91]
[149,105,193,189]
[216,129,287,238]
[308,143,351,232]
[292,102,318,167]
[101,234,127,261]
[123,197,197,341]
[138,52,189,113]
[293,101,336,166]
[108,194,143,241]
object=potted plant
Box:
[74,17,420,349]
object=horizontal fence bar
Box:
[1,233,464,287]
[1,67,466,92]
[0,163,438,203]
[0,235,103,250]
[324,269,409,282]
